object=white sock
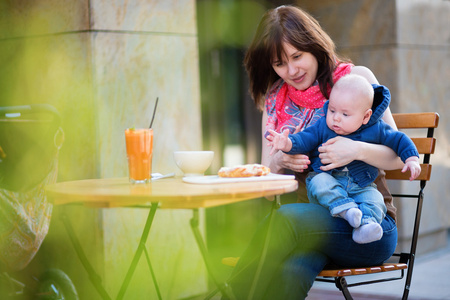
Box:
[339,208,362,228]
[353,222,383,244]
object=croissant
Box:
[218,164,270,178]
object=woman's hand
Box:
[318,136,404,171]
[261,135,310,201]
[318,136,358,171]
[269,124,308,172]
[267,150,311,173]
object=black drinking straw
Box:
[149,97,159,128]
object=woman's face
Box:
[271,42,319,91]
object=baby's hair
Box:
[333,74,374,109]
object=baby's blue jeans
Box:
[306,171,387,225]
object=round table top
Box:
[46,176,298,209]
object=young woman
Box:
[227,5,403,299]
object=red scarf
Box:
[274,63,353,125]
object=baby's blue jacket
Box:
[286,84,419,187]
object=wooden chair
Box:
[221,112,439,300]
[315,112,439,299]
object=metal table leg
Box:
[190,208,236,300]
[61,202,161,300]
[116,202,161,300]
[190,195,281,300]
[60,210,112,300]
[248,195,281,300]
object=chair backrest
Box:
[385,112,439,182]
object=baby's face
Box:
[326,90,370,135]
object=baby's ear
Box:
[362,109,372,125]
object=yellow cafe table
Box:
[46,175,298,300]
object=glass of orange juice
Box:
[125,128,153,183]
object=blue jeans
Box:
[306,171,387,224]
[228,203,397,299]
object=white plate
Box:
[182,173,295,184]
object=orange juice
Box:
[125,128,153,183]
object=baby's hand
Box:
[402,157,421,181]
[267,129,291,155]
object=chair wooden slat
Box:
[223,257,405,278]
[318,263,407,278]
[411,137,436,154]
[380,264,396,272]
[353,268,368,275]
[381,263,408,271]
[385,164,432,181]
[393,112,439,129]
[337,270,352,276]
[368,267,382,273]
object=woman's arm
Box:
[351,66,398,129]
[318,66,403,171]
[261,110,310,174]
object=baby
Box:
[267,74,421,244]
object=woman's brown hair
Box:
[244,5,348,110]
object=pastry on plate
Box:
[218,164,270,178]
